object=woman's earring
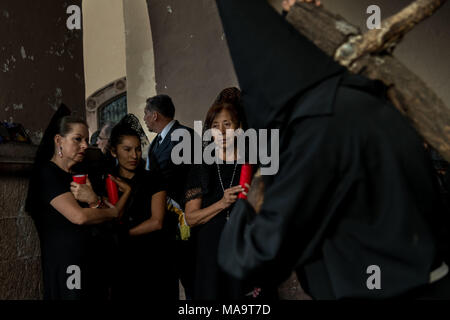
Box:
[58,146,63,158]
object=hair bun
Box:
[108,114,149,150]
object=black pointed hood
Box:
[216,0,345,129]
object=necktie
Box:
[154,135,162,151]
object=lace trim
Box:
[185,187,202,203]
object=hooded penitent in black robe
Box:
[216,0,450,299]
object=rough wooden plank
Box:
[335,0,447,66]
[286,1,450,161]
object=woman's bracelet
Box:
[89,197,102,209]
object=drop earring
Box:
[58,146,63,158]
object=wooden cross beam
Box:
[255,0,448,298]
[286,0,450,161]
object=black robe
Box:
[216,0,450,299]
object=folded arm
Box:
[129,191,167,236]
[50,188,131,225]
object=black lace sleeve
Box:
[184,164,205,204]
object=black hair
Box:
[108,123,141,152]
[107,114,146,152]
[34,110,88,166]
[208,87,248,132]
[106,114,146,173]
[56,116,88,137]
[145,94,175,119]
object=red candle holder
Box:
[238,164,253,200]
[106,174,119,205]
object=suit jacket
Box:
[147,120,194,208]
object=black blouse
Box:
[30,161,92,257]
[27,161,102,300]
[185,162,242,215]
[116,168,166,229]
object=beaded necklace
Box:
[216,161,238,221]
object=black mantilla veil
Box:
[25,104,71,216]
[108,114,148,147]
[34,104,71,167]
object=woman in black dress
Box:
[101,115,177,300]
[25,106,131,300]
[184,91,248,300]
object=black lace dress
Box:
[185,161,249,300]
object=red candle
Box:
[106,174,119,205]
[72,174,86,184]
[238,164,253,200]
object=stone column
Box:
[123,0,157,150]
[145,0,238,127]
[82,0,127,135]
[0,144,40,299]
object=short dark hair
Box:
[145,94,175,119]
[204,102,246,133]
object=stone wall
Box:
[0,144,41,299]
[0,0,85,299]
[0,0,86,143]
[146,0,238,128]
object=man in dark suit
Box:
[144,94,195,299]
[144,95,193,203]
